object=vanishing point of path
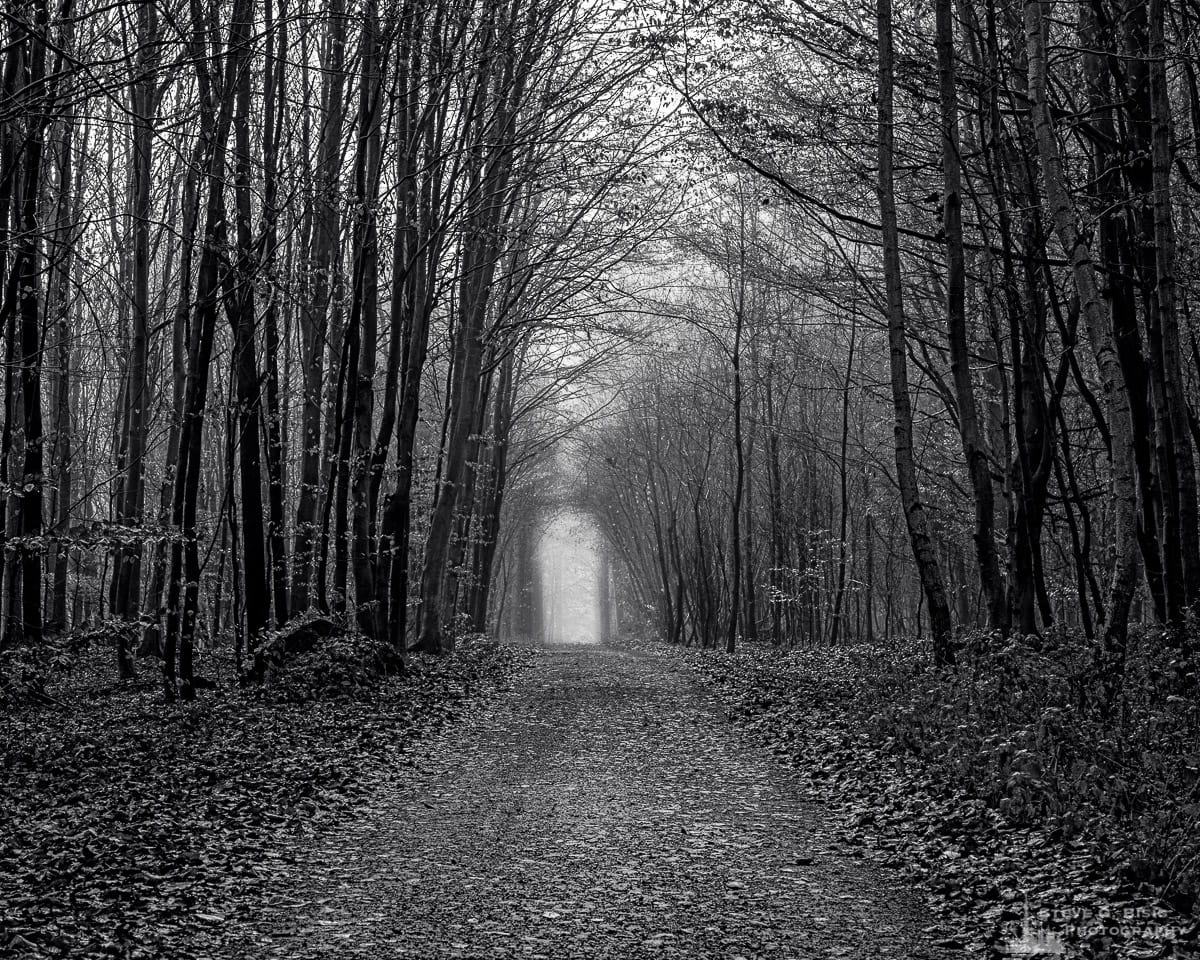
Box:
[246,645,955,959]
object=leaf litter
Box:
[244,643,958,959]
[687,643,1200,960]
[0,640,528,959]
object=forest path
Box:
[247,644,953,959]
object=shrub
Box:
[263,630,404,702]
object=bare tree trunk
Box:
[349,0,386,637]
[829,315,856,646]
[13,0,53,650]
[46,107,79,636]
[225,1,270,676]
[418,4,531,652]
[0,11,23,649]
[877,0,955,664]
[1147,0,1200,620]
[112,0,159,676]
[382,0,445,651]
[146,136,201,657]
[935,0,1006,634]
[165,0,256,701]
[261,0,290,626]
[291,0,347,615]
[468,342,519,631]
[726,272,745,654]
[1026,0,1138,685]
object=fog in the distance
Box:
[536,509,603,645]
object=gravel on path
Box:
[245,643,957,959]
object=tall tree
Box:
[164,0,258,700]
[877,0,955,664]
[112,0,159,676]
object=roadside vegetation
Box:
[0,638,527,958]
[693,634,1200,958]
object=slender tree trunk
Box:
[1026,0,1138,686]
[468,345,517,631]
[383,13,445,650]
[726,286,745,654]
[225,0,270,675]
[13,0,53,651]
[0,11,23,650]
[935,0,1006,634]
[349,0,386,637]
[418,8,529,652]
[46,108,78,636]
[1147,0,1200,620]
[165,0,256,701]
[829,315,856,646]
[291,0,347,614]
[261,0,290,625]
[112,0,158,676]
[877,0,955,664]
[147,136,201,655]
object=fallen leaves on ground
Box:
[0,640,530,959]
[247,644,957,960]
[687,642,1200,960]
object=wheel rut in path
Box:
[248,644,954,959]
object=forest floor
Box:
[0,639,527,959]
[241,643,957,959]
[9,638,1189,959]
[688,642,1200,960]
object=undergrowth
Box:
[693,627,1200,957]
[871,630,1200,903]
[0,635,529,958]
